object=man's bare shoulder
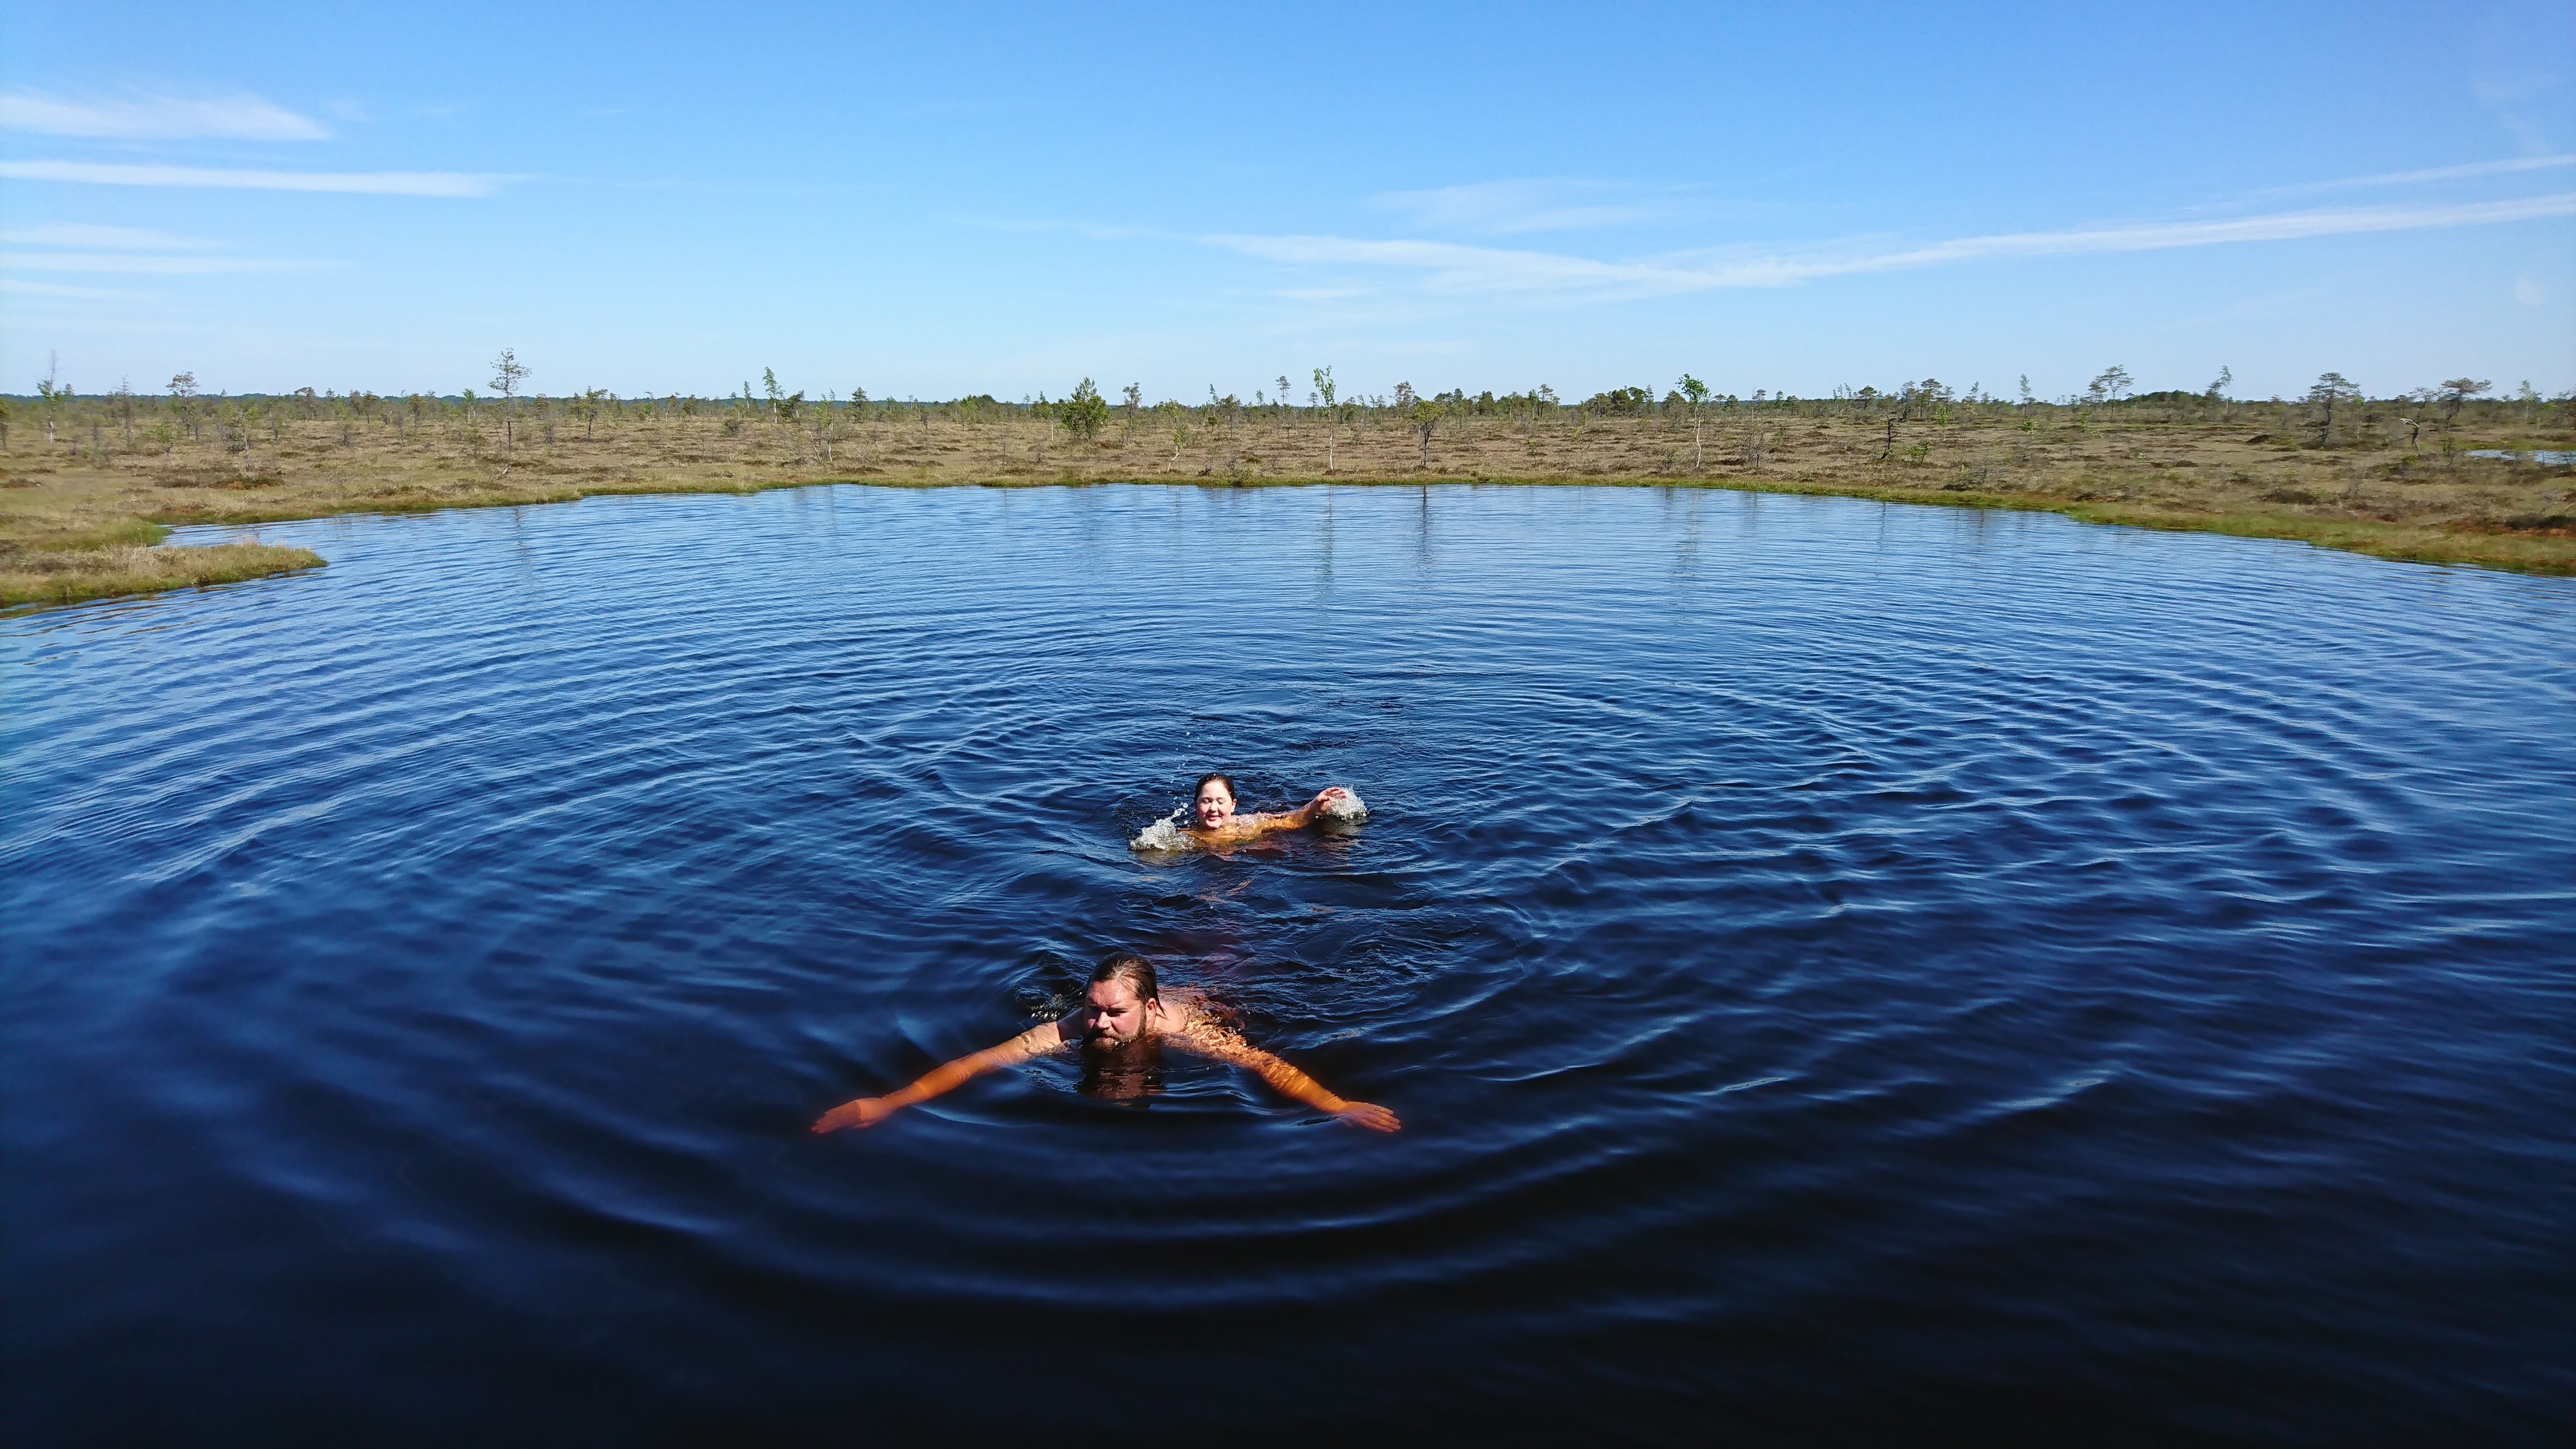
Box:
[1158,997,1260,1060]
[1008,1015,1079,1056]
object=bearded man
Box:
[812,952,1399,1133]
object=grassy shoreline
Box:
[6,406,2571,610]
[1680,476,2576,574]
[0,539,328,610]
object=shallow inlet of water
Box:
[4,484,2572,1445]
[2465,448,2576,466]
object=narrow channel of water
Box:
[2466,448,2576,465]
[5,485,2571,1444]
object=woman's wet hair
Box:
[1194,772,1239,805]
[1090,951,1159,1002]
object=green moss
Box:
[27,517,174,550]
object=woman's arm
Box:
[1254,787,1356,835]
[1175,1022,1400,1131]
[812,1018,1072,1132]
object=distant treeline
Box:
[4,355,2567,456]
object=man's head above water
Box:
[811,945,1399,1133]
[1082,951,1164,1046]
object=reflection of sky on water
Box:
[6,483,2572,1443]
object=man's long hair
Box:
[1090,951,1158,1003]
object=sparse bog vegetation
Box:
[3,365,2571,608]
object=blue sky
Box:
[2,1,2570,404]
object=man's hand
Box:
[1311,787,1352,809]
[1335,1100,1400,1132]
[812,1096,899,1133]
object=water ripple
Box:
[5,484,2573,1443]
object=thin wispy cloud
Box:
[0,277,141,299]
[977,217,1155,241]
[0,223,208,250]
[1373,179,1654,234]
[0,219,326,278]
[2260,153,2576,196]
[0,90,329,141]
[0,160,505,197]
[1208,193,2576,300]
[0,252,332,275]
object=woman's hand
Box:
[812,1096,900,1133]
[1334,1100,1401,1132]
[1303,785,1356,823]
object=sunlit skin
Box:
[1189,780,1355,841]
[811,976,1400,1134]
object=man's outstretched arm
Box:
[813,1019,1070,1132]
[1181,1025,1399,1131]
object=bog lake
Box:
[4,483,2571,1443]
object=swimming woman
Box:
[1186,772,1358,843]
[812,952,1399,1133]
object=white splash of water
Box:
[1320,787,1368,822]
[1130,808,1190,852]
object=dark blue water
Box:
[5,485,2572,1446]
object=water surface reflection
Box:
[4,484,2572,1444]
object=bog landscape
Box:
[3,361,2570,608]
[9,8,2573,1443]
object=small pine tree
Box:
[1679,374,1709,470]
[2436,378,2491,430]
[490,349,528,451]
[1061,378,1110,441]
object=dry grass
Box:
[0,540,326,608]
[3,399,2570,609]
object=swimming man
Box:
[1187,772,1358,843]
[811,952,1400,1133]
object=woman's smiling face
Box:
[1194,779,1237,829]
